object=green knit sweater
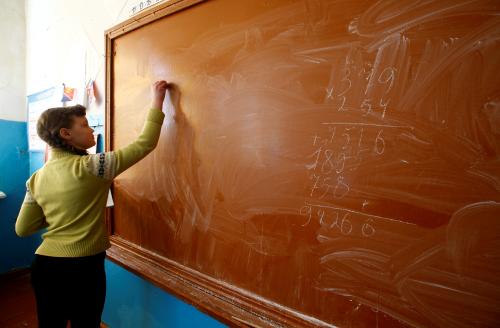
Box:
[15,108,165,257]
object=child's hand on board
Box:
[152,80,169,110]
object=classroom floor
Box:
[0,270,37,327]
[0,270,108,328]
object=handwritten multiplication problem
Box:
[325,55,396,120]
[300,52,409,236]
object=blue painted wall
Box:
[29,150,45,175]
[103,260,225,328]
[0,119,41,274]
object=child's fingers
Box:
[153,80,169,92]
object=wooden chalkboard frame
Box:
[104,1,326,327]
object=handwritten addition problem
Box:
[300,52,411,238]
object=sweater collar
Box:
[49,148,80,161]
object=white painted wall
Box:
[0,0,26,122]
[1,0,166,122]
[25,0,135,117]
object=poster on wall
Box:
[27,86,60,151]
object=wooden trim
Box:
[105,0,207,40]
[106,236,328,327]
[104,27,114,237]
[104,1,330,327]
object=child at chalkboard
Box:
[15,80,169,327]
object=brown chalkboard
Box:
[105,0,500,326]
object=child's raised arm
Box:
[83,80,169,180]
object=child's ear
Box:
[59,127,72,141]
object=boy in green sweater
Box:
[15,80,169,327]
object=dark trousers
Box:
[30,251,106,328]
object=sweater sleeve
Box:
[15,178,48,237]
[83,108,165,180]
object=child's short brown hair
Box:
[37,105,89,155]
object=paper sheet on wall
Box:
[27,87,60,151]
